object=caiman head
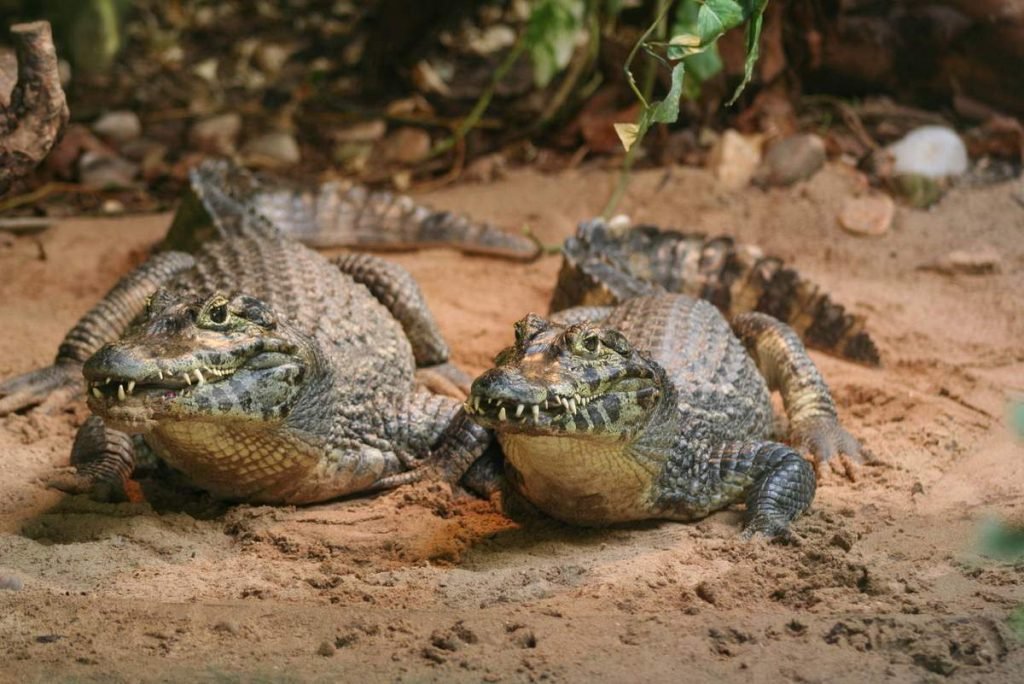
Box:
[467,313,667,440]
[83,289,311,432]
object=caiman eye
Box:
[581,333,600,354]
[209,302,228,324]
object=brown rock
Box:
[754,133,826,187]
[838,194,895,236]
[381,127,431,165]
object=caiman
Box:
[0,160,537,502]
[466,292,861,538]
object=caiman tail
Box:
[550,218,880,366]
[162,159,539,260]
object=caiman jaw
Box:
[465,390,595,424]
[86,364,237,403]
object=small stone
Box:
[193,58,219,82]
[331,120,386,144]
[921,245,1001,275]
[78,151,139,189]
[886,126,968,179]
[242,131,301,167]
[754,134,826,187]
[381,127,432,165]
[316,640,336,657]
[707,130,762,190]
[838,194,895,237]
[189,113,242,155]
[100,199,125,215]
[92,111,142,144]
[0,574,23,591]
[254,43,292,74]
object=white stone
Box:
[886,126,968,179]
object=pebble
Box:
[754,133,826,186]
[331,120,386,144]
[254,43,291,74]
[242,131,301,167]
[91,110,142,144]
[838,194,895,236]
[316,640,336,657]
[188,113,242,155]
[78,151,139,188]
[0,574,23,591]
[707,130,762,190]
[886,126,968,179]
[921,245,1001,275]
[381,127,432,165]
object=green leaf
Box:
[648,62,687,124]
[726,0,769,105]
[670,0,724,100]
[525,0,585,87]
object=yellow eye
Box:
[209,302,228,324]
[581,333,600,354]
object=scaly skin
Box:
[467,294,859,538]
[0,162,491,503]
[551,218,880,366]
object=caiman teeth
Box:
[531,404,540,421]
[568,398,577,415]
[157,369,164,381]
[183,372,191,386]
[498,406,507,421]
[92,387,102,399]
[127,380,135,395]
[117,384,126,401]
[515,404,524,418]
[194,368,205,385]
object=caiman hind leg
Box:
[661,439,817,539]
[731,312,860,468]
[0,251,195,415]
[332,252,471,397]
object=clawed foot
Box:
[0,362,82,416]
[741,514,800,543]
[45,467,128,503]
[792,417,862,481]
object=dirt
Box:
[0,164,1022,682]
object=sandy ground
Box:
[0,164,1022,682]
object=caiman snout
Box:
[470,368,549,408]
[84,342,159,384]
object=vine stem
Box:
[430,34,528,158]
[604,0,673,219]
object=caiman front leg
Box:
[374,389,492,490]
[731,312,861,465]
[47,415,138,501]
[332,253,470,397]
[0,251,195,415]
